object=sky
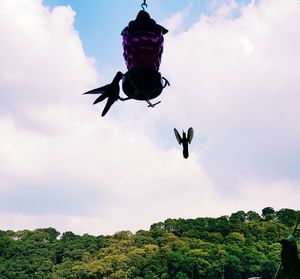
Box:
[0,0,299,236]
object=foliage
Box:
[0,208,299,278]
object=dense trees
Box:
[0,207,299,278]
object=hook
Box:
[141,0,147,10]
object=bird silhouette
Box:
[83,71,123,117]
[174,127,194,159]
[280,235,300,279]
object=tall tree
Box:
[262,207,276,221]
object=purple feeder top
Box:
[121,10,168,71]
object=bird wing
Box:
[187,127,194,143]
[83,85,110,95]
[174,128,182,144]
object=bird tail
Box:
[83,72,123,117]
[84,85,112,116]
[183,146,189,159]
[101,97,115,117]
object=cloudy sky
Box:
[0,0,299,235]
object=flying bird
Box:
[83,72,123,117]
[174,127,194,159]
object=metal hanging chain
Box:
[141,0,148,10]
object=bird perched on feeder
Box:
[84,6,169,117]
[84,72,123,117]
[174,128,194,159]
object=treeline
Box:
[0,207,299,279]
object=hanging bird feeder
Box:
[84,0,170,116]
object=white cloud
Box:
[0,110,215,234]
[0,0,98,117]
[161,5,191,34]
[0,0,299,235]
[161,0,300,185]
